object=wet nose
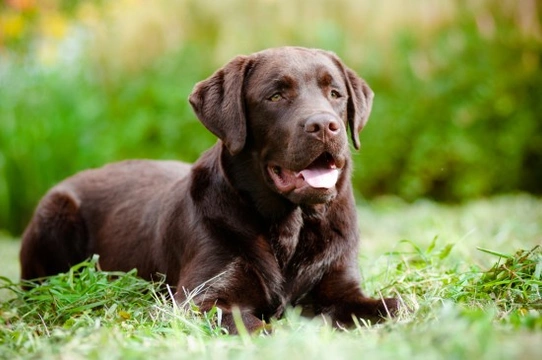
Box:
[304,114,341,140]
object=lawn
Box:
[1,194,540,359]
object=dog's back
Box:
[20,160,191,281]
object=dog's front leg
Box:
[219,310,266,335]
[191,300,266,335]
[174,275,268,335]
[310,266,399,327]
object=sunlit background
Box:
[0,0,541,235]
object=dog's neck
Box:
[219,144,299,221]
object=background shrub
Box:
[0,0,540,234]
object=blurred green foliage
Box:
[359,5,542,201]
[0,0,541,235]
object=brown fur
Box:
[20,47,398,333]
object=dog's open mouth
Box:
[267,152,340,192]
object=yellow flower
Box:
[0,12,26,40]
[40,12,68,39]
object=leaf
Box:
[438,243,454,260]
[118,310,131,320]
[476,247,513,259]
[426,236,438,254]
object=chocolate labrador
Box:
[20,46,398,333]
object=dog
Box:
[20,46,398,333]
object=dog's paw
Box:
[220,311,267,335]
[378,297,401,318]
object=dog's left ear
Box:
[325,51,374,150]
[343,68,374,150]
[189,55,252,155]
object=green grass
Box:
[1,195,541,359]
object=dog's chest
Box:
[265,208,335,308]
[269,209,302,270]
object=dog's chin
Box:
[283,186,337,205]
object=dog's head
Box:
[189,47,373,205]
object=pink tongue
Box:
[298,168,339,189]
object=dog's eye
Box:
[330,90,341,99]
[269,93,283,102]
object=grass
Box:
[0,194,541,359]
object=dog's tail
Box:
[20,187,88,283]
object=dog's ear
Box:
[324,51,374,150]
[343,68,374,150]
[189,56,252,155]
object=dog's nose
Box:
[304,114,341,140]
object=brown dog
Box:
[20,47,398,332]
